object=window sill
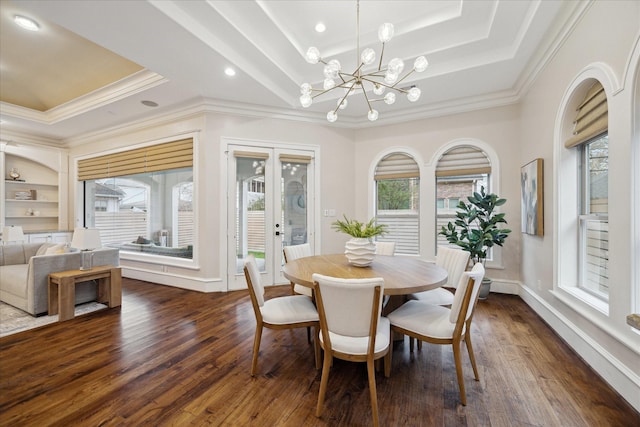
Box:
[553,286,609,316]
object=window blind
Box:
[436,146,491,177]
[233,151,269,159]
[78,138,193,181]
[374,153,419,180]
[279,154,312,164]
[565,81,608,149]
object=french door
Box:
[227,143,315,290]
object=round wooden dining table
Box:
[282,253,448,296]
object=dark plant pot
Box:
[478,277,492,300]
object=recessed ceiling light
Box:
[141,100,158,107]
[14,15,40,32]
[315,22,326,33]
[224,67,236,77]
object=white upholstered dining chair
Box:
[375,241,396,256]
[283,243,313,297]
[409,246,470,306]
[388,262,485,406]
[312,273,390,427]
[243,255,320,376]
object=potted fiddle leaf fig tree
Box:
[332,215,387,267]
[439,186,511,299]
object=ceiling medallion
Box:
[299,0,428,123]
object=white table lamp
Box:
[2,226,25,244]
[71,227,102,270]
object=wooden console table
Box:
[48,265,122,321]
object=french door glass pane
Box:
[282,162,308,256]
[235,157,266,273]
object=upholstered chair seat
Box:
[244,255,320,376]
[388,263,485,406]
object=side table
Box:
[48,265,122,321]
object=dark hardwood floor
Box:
[1,278,638,426]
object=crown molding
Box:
[0,70,167,124]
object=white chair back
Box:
[436,246,470,287]
[312,273,384,338]
[244,255,265,306]
[283,243,311,262]
[449,263,485,323]
[375,241,396,256]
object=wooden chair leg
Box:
[384,346,392,378]
[366,358,380,427]
[307,326,311,343]
[417,339,422,351]
[316,354,333,417]
[452,340,467,406]
[313,326,321,370]
[409,337,414,352]
[465,332,480,381]
[251,325,263,376]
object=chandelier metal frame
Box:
[299,0,429,123]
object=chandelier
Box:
[299,0,429,123]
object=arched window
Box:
[435,146,491,253]
[374,153,419,255]
[564,80,609,302]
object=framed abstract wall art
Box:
[521,158,544,236]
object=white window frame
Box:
[554,71,613,316]
[429,139,504,268]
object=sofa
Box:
[0,242,119,316]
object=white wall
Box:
[518,1,640,411]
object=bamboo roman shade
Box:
[374,153,419,180]
[565,81,608,149]
[279,154,312,164]
[78,138,193,181]
[234,151,269,159]
[436,146,491,177]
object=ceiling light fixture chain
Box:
[299,0,429,123]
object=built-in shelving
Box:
[2,152,65,232]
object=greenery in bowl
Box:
[439,186,511,264]
[332,215,387,239]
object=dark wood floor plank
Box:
[1,280,638,426]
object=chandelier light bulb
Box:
[324,59,341,79]
[368,109,379,121]
[305,47,321,64]
[414,56,429,72]
[300,83,312,95]
[384,71,399,84]
[300,94,313,108]
[378,23,394,43]
[373,84,386,95]
[384,92,396,105]
[361,48,376,65]
[388,58,404,75]
[327,111,338,122]
[324,78,336,90]
[407,87,421,102]
[337,98,348,110]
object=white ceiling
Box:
[0,0,586,146]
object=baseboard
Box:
[122,267,224,292]
[487,278,519,295]
[518,285,640,412]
